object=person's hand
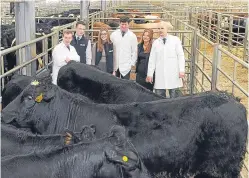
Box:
[179,72,185,78]
[65,57,71,63]
[146,76,153,84]
[112,71,116,76]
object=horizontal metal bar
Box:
[195,63,212,83]
[184,48,192,55]
[92,18,167,20]
[109,12,166,14]
[1,32,56,56]
[0,51,47,78]
[194,76,208,91]
[243,162,249,171]
[1,22,75,55]
[196,49,213,64]
[217,47,249,67]
[196,33,215,45]
[217,68,248,97]
[80,29,193,33]
[35,17,78,20]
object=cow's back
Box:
[57,61,163,104]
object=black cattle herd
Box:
[1,61,248,178]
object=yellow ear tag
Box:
[64,132,72,145]
[122,156,128,162]
[35,93,43,103]
[31,80,40,86]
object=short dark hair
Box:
[120,16,130,23]
[76,21,86,27]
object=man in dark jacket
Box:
[71,21,92,64]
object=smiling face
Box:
[120,22,129,32]
[142,32,150,43]
[76,24,85,37]
[63,32,73,46]
[100,30,108,41]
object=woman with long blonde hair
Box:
[92,28,115,75]
[135,28,154,91]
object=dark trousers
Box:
[116,69,130,80]
[154,89,180,98]
[136,74,154,91]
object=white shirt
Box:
[52,42,80,85]
[110,29,138,76]
[147,35,185,89]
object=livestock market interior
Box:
[1,0,248,177]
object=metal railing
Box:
[163,11,248,62]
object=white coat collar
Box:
[119,29,130,35]
[60,42,71,48]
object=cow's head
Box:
[2,71,56,130]
[96,125,151,178]
[51,125,150,178]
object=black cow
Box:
[57,61,163,104]
[109,92,247,178]
[106,21,120,30]
[36,22,53,34]
[1,27,16,75]
[1,24,51,84]
[2,71,247,177]
[89,8,101,14]
[2,125,151,178]
[134,15,146,24]
[116,9,125,12]
[2,75,33,109]
[2,72,115,136]
[1,123,86,157]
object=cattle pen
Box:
[0,0,248,177]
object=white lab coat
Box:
[110,29,138,76]
[52,42,80,85]
[147,35,185,89]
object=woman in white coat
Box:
[146,21,185,98]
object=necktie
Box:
[163,38,166,44]
[122,31,125,37]
[76,37,80,44]
[66,46,70,51]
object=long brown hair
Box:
[139,28,153,53]
[97,27,111,52]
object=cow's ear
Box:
[80,124,96,141]
[90,124,96,133]
[43,88,55,102]
[110,125,126,146]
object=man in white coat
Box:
[146,21,185,98]
[110,16,138,79]
[52,29,80,85]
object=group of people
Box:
[52,16,185,98]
